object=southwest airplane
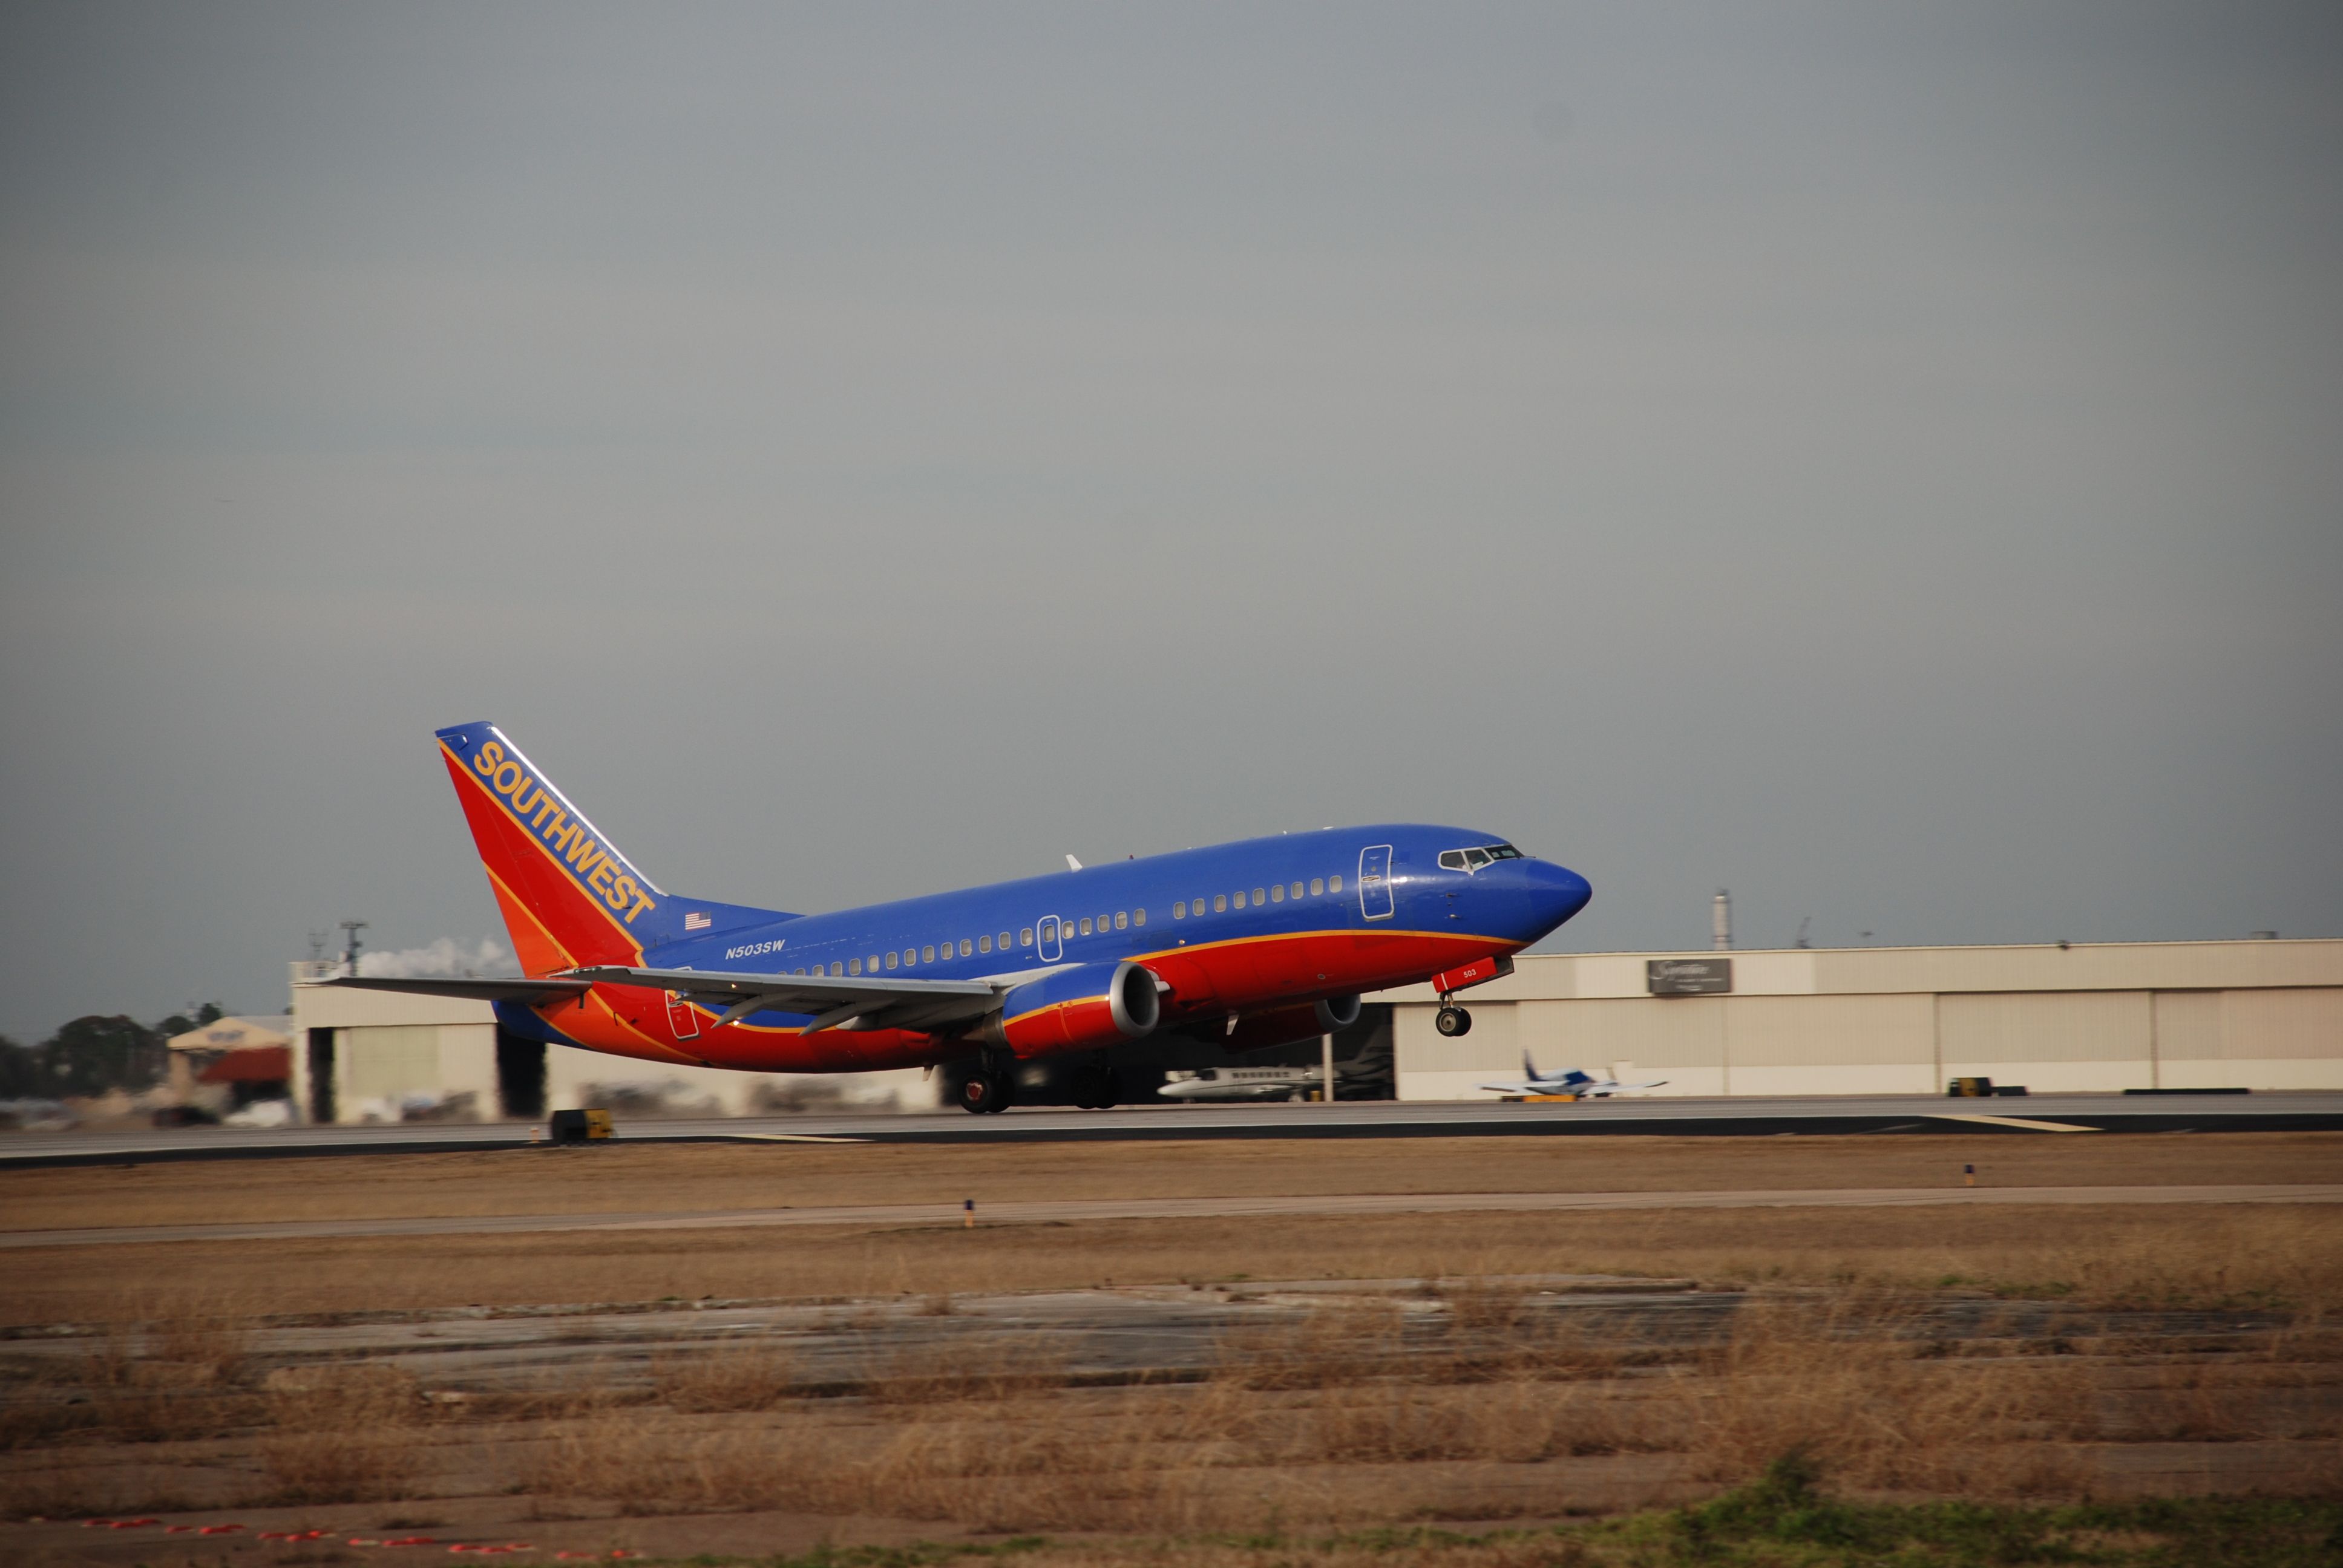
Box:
[324,723,1593,1112]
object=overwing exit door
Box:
[1358,845,1395,920]
[1037,915,1063,961]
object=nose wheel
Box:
[1435,1004,1473,1037]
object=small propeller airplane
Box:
[1477,1053,1666,1099]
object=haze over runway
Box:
[3,4,2339,1039]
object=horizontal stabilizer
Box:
[301,975,592,1003]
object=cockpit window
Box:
[1441,843,1524,873]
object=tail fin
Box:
[1522,1050,1540,1082]
[436,723,673,973]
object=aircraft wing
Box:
[570,964,1000,1034]
[303,975,594,1003]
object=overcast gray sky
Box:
[3,2,2339,1040]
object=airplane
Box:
[1477,1053,1666,1099]
[316,722,1592,1114]
[1158,1045,1391,1103]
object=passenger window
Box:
[1133,908,1145,927]
[1020,927,1034,946]
[922,945,936,964]
[830,962,844,976]
[1311,878,1324,896]
[1214,894,1227,912]
[885,952,898,970]
[1233,890,1246,909]
[959,938,972,957]
[1270,884,1284,903]
[1253,887,1266,905]
[1114,910,1128,930]
[1079,917,1093,935]
[998,930,1011,950]
[848,959,862,975]
[978,934,992,953]
[1173,901,1185,918]
[1291,881,1303,899]
[1330,875,1343,892]
[795,967,808,976]
[868,954,880,972]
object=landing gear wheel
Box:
[957,1072,1015,1114]
[1435,1005,1473,1038]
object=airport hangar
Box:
[284,937,2342,1123]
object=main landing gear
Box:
[1069,1062,1120,1112]
[1435,1001,1473,1037]
[957,1068,1016,1115]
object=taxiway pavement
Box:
[5,1092,2340,1169]
[5,1181,2338,1250]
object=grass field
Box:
[10,1132,2343,1233]
[3,1134,2339,1563]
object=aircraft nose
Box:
[1524,860,1593,935]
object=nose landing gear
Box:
[1435,1001,1473,1037]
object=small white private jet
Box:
[1478,1053,1667,1099]
[1159,1045,1390,1102]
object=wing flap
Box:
[569,964,1000,1032]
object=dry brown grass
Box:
[1668,1297,2104,1495]
[2,1134,2337,1534]
[8,1132,2337,1233]
[10,1202,2339,1328]
[4,1293,2334,1529]
[1283,1378,1665,1465]
[39,1295,268,1445]
[2125,1362,2265,1443]
[1216,1302,1412,1390]
[652,1339,801,1412]
[515,1400,1205,1530]
[862,1331,1073,1405]
[258,1362,432,1502]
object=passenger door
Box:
[1357,845,1395,921]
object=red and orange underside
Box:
[528,929,1518,1073]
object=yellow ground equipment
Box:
[549,1109,613,1143]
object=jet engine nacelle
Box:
[986,959,1161,1058]
[1218,994,1362,1053]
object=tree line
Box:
[0,1004,227,1100]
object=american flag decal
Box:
[684,912,712,931]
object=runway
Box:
[5,1181,2338,1250]
[5,1091,2340,1168]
